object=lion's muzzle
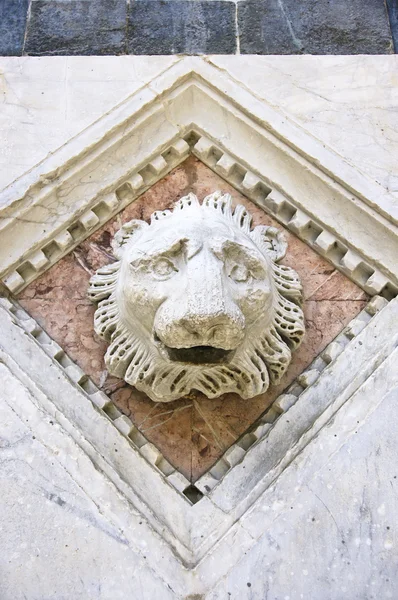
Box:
[153,252,246,356]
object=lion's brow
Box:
[215,239,266,268]
[130,237,190,261]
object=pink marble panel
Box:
[19,157,368,481]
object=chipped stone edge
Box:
[2,138,190,294]
[4,131,397,302]
[0,292,388,500]
[190,133,398,300]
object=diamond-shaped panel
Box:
[18,156,369,481]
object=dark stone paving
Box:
[128,1,236,55]
[0,0,29,55]
[238,0,394,54]
[25,0,127,56]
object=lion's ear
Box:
[112,220,148,259]
[251,225,287,262]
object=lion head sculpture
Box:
[89,191,305,402]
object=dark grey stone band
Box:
[386,0,398,53]
[0,0,396,56]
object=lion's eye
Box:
[151,257,178,279]
[229,264,249,283]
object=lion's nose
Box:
[155,300,245,351]
[154,251,246,351]
[171,311,245,349]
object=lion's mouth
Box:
[165,345,233,365]
[153,333,234,364]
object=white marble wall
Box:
[0,56,178,191]
[208,355,398,599]
[1,55,398,600]
[1,339,397,599]
[0,365,175,600]
[1,56,397,197]
[211,56,398,199]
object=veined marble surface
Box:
[0,363,175,600]
[1,304,398,599]
[0,55,397,198]
[0,56,178,191]
[210,56,398,199]
[208,349,398,599]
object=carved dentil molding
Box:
[89,191,305,402]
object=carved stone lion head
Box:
[89,192,305,402]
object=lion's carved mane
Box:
[89,192,305,402]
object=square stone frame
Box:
[1,57,398,595]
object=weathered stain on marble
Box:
[18,157,369,481]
